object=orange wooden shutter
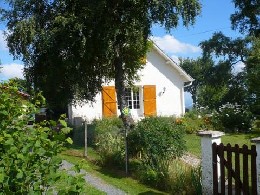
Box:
[102,86,117,117]
[143,85,157,116]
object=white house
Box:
[68,43,193,124]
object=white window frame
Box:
[125,87,140,110]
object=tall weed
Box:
[168,160,201,194]
[92,117,125,167]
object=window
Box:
[125,88,140,109]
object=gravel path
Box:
[60,160,126,195]
[181,153,201,167]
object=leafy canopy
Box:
[231,0,260,36]
[1,0,201,111]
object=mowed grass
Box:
[184,131,260,157]
[60,147,168,195]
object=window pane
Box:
[125,88,132,109]
[118,87,141,110]
[133,89,140,109]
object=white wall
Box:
[138,48,185,117]
[69,47,187,123]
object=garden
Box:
[1,79,260,194]
[66,103,260,194]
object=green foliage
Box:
[93,117,124,135]
[252,119,260,132]
[212,103,253,132]
[247,37,260,115]
[0,81,83,193]
[182,117,205,134]
[178,109,213,134]
[179,57,214,106]
[168,160,201,194]
[128,117,186,188]
[48,169,89,194]
[180,54,243,110]
[1,0,201,115]
[231,0,260,36]
[92,118,125,166]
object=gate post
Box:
[198,130,224,194]
[251,137,260,194]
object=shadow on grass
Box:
[67,143,87,150]
[97,165,128,179]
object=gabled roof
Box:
[150,41,194,82]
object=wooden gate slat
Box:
[212,142,219,195]
[251,145,257,195]
[235,144,241,194]
[243,144,249,195]
[219,143,226,194]
[226,144,232,195]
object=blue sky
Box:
[0,0,243,106]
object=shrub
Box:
[212,103,253,132]
[182,108,213,134]
[92,117,125,166]
[128,117,186,187]
[252,119,260,132]
[0,81,83,193]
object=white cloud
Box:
[232,61,245,74]
[0,30,8,51]
[151,35,201,54]
[0,63,24,80]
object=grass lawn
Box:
[60,147,168,195]
[185,131,260,189]
[184,131,260,157]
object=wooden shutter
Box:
[143,85,157,116]
[102,86,117,117]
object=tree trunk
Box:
[114,55,130,128]
[114,50,131,175]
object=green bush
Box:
[128,117,186,187]
[182,109,213,134]
[92,117,125,166]
[0,81,84,194]
[252,119,260,132]
[212,103,253,132]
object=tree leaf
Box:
[66,137,73,145]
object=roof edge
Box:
[149,40,194,82]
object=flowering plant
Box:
[213,103,252,132]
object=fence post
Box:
[84,121,88,157]
[197,130,225,194]
[251,137,260,195]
